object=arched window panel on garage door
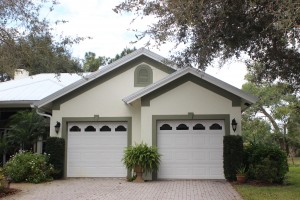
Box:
[100,125,111,132]
[193,123,205,130]
[115,125,127,132]
[85,126,96,132]
[160,124,172,130]
[176,124,189,130]
[69,126,81,132]
[209,123,222,130]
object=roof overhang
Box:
[123,67,258,111]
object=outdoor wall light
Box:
[54,121,61,134]
[231,118,238,132]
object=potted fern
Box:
[236,165,247,183]
[122,143,161,182]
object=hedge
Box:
[45,137,65,179]
[223,135,243,181]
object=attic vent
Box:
[134,64,153,87]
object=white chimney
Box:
[14,69,29,80]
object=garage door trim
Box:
[62,116,132,178]
[152,113,230,180]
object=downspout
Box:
[31,105,52,153]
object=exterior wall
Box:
[140,81,241,145]
[50,62,169,145]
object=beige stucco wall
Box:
[140,81,241,145]
[50,62,170,145]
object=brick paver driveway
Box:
[3,178,243,200]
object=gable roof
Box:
[36,47,176,108]
[0,73,89,107]
[123,67,258,111]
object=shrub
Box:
[123,143,161,175]
[3,151,54,183]
[223,135,244,181]
[244,144,288,183]
[45,137,65,179]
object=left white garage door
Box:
[67,122,127,177]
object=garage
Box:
[157,120,225,179]
[67,121,127,177]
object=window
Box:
[100,125,111,132]
[134,64,153,87]
[85,126,96,132]
[210,123,222,130]
[69,126,81,132]
[115,125,127,132]
[193,124,205,130]
[176,124,189,130]
[160,124,172,130]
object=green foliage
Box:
[3,151,54,183]
[115,1,300,89]
[236,165,247,176]
[82,52,108,72]
[223,135,244,181]
[107,47,136,64]
[0,0,84,80]
[7,110,47,150]
[45,137,65,179]
[244,144,288,184]
[122,143,161,175]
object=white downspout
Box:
[31,105,52,154]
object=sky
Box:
[46,0,248,89]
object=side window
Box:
[69,126,81,132]
[115,125,127,132]
[85,126,96,132]
[134,64,153,87]
[210,123,222,130]
[100,125,111,132]
[176,124,189,130]
[193,124,205,130]
[160,124,172,130]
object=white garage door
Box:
[157,120,225,179]
[67,122,127,177]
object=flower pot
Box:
[134,165,144,183]
[236,175,246,183]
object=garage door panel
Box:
[157,120,225,179]
[67,122,127,177]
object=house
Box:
[0,72,89,153]
[33,48,257,180]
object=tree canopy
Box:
[114,0,300,90]
[0,0,83,80]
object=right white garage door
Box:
[157,120,225,179]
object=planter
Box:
[236,175,246,183]
[134,165,144,183]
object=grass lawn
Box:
[234,157,300,200]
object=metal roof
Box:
[36,47,176,108]
[122,67,258,106]
[0,73,89,106]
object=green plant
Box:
[122,143,161,175]
[223,135,244,181]
[236,166,247,176]
[45,137,65,179]
[3,151,54,183]
[244,144,288,183]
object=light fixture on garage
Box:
[231,118,237,132]
[54,121,61,134]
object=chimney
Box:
[14,69,29,80]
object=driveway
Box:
[3,178,243,200]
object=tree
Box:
[7,110,47,151]
[242,74,299,154]
[107,47,137,64]
[82,52,108,72]
[114,1,300,90]
[0,0,84,80]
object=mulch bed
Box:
[0,188,21,198]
